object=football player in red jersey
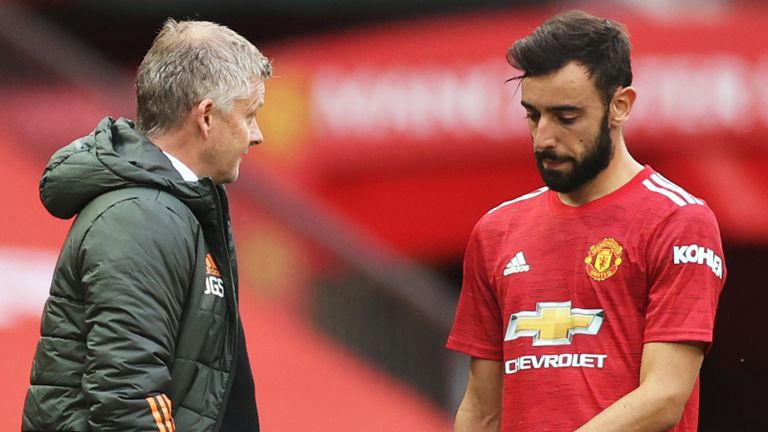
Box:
[448,10,725,432]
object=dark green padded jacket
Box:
[23,117,244,431]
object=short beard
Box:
[534,110,614,193]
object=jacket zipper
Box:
[209,182,240,432]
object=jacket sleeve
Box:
[79,196,196,431]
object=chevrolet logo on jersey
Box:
[504,301,604,346]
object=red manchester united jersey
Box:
[447,166,726,431]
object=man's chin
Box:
[222,174,239,184]
[540,166,568,181]
[540,171,578,193]
[220,163,242,184]
[211,171,239,185]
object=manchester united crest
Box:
[585,238,624,281]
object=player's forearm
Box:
[454,408,500,432]
[454,358,503,432]
[574,384,685,432]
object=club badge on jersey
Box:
[585,238,624,281]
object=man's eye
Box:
[525,113,540,121]
[559,116,577,125]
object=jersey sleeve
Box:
[446,221,504,360]
[644,204,726,347]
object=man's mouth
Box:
[540,155,571,170]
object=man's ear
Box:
[195,99,215,139]
[610,86,637,127]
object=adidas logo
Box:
[503,251,530,276]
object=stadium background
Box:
[1,0,765,430]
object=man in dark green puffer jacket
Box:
[22,19,271,431]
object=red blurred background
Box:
[1,1,766,430]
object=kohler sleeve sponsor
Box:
[672,244,724,279]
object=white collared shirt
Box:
[162,151,199,181]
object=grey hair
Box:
[135,19,272,135]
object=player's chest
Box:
[490,228,648,311]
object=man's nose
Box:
[250,122,263,146]
[533,116,557,151]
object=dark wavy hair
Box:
[507,10,632,104]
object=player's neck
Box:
[556,140,643,207]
